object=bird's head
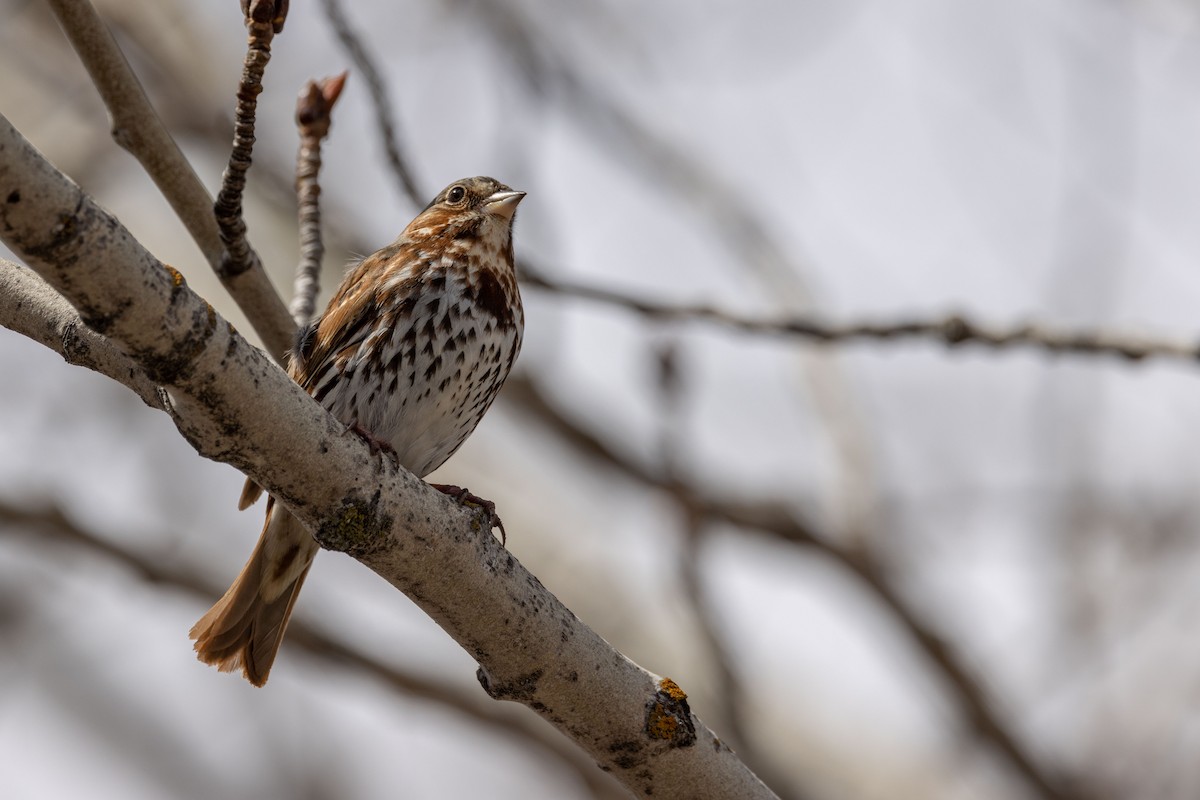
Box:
[406,177,525,248]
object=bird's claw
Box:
[350,423,399,463]
[431,483,507,545]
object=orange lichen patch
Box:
[647,702,681,740]
[659,677,687,702]
[645,677,696,747]
[163,264,186,288]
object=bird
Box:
[190,176,525,686]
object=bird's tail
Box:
[190,501,318,686]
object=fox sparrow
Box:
[190,176,525,686]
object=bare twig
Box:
[214,1,287,284]
[318,0,423,206]
[503,374,1091,800]
[291,72,347,326]
[524,272,1200,366]
[0,501,625,800]
[44,0,294,361]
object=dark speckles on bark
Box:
[477,667,544,702]
[135,295,217,385]
[607,740,646,771]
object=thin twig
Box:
[319,0,423,207]
[291,72,348,326]
[44,0,294,361]
[0,501,625,800]
[523,272,1200,366]
[502,373,1092,800]
[214,0,287,282]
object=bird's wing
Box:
[290,250,386,396]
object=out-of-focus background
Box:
[3,1,1200,798]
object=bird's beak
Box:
[485,190,526,221]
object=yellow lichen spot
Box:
[646,677,696,745]
[646,702,680,740]
[162,264,186,288]
[659,677,687,702]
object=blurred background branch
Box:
[0,499,628,800]
[524,273,1200,365]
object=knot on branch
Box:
[645,677,696,748]
[315,490,393,557]
[477,667,545,707]
[940,314,972,345]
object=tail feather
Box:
[238,478,264,510]
[190,502,317,686]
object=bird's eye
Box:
[446,185,467,204]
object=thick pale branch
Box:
[0,260,161,408]
[45,0,294,361]
[0,114,775,800]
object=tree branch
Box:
[0,112,776,800]
[213,0,286,295]
[45,0,295,362]
[0,259,161,408]
[524,271,1200,366]
[291,72,346,326]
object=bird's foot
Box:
[431,483,507,545]
[349,423,398,463]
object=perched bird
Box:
[190,176,525,686]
